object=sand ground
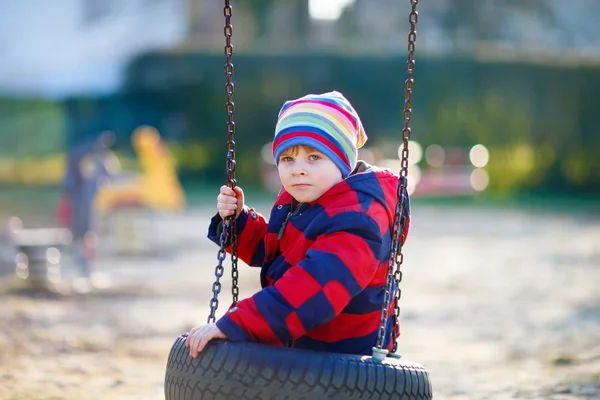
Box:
[0,202,599,400]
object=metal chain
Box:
[208,227,229,323]
[207,0,239,323]
[375,0,418,353]
[224,0,240,307]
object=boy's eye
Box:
[280,156,293,162]
[308,154,321,161]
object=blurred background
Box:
[1,0,599,196]
[0,1,599,400]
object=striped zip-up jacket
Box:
[208,162,410,356]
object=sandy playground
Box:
[0,200,599,400]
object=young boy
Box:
[186,91,410,358]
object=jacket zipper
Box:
[277,200,303,240]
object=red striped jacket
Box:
[208,162,410,355]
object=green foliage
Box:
[167,140,211,172]
[58,52,600,195]
[0,97,66,157]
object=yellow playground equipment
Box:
[95,126,186,214]
[94,126,185,255]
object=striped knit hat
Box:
[272,91,367,178]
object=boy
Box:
[186,91,410,358]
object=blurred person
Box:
[186,91,411,358]
[58,131,120,284]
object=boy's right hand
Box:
[217,185,244,219]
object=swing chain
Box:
[224,0,240,307]
[375,0,418,354]
[208,0,239,324]
[208,228,229,323]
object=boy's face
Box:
[277,145,343,203]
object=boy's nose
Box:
[291,165,307,176]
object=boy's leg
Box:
[79,231,97,278]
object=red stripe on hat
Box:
[280,99,357,130]
[273,131,350,167]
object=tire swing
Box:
[164,1,431,399]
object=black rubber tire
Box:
[164,334,432,400]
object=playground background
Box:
[1,1,600,399]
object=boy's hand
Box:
[185,323,227,358]
[217,185,244,219]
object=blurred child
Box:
[59,131,119,282]
[186,91,410,357]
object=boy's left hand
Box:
[185,323,227,358]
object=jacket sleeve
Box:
[216,204,386,344]
[207,206,268,267]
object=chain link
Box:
[207,0,239,323]
[375,0,418,353]
[208,229,229,323]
